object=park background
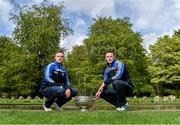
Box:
[0,0,179,98]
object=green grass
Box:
[0,110,179,124]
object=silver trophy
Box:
[73,96,96,112]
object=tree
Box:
[85,17,153,96]
[0,36,34,97]
[12,1,72,95]
[65,45,102,95]
[66,17,154,96]
[174,29,180,37]
[148,31,180,97]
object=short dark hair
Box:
[105,50,114,55]
[104,49,117,57]
[55,50,64,55]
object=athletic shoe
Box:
[123,103,128,109]
[116,103,128,111]
[53,102,63,111]
[43,102,52,112]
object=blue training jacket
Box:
[104,59,132,85]
[42,61,70,89]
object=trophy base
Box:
[80,108,89,112]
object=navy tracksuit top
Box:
[42,61,70,89]
[104,59,132,86]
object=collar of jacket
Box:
[55,61,62,67]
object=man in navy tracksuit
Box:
[40,50,78,111]
[95,50,133,111]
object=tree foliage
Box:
[66,17,153,96]
[148,30,180,96]
[0,36,34,97]
[11,1,72,95]
[65,45,102,95]
[2,1,179,97]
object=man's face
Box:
[105,52,115,64]
[55,52,64,63]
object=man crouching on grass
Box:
[95,50,133,111]
[40,50,78,111]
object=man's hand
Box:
[65,89,71,99]
[95,83,106,99]
[95,90,102,99]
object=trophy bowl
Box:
[73,96,96,112]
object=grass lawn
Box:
[0,110,179,124]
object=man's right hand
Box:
[95,90,102,99]
[95,83,106,99]
[65,88,71,99]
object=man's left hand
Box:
[65,89,71,98]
